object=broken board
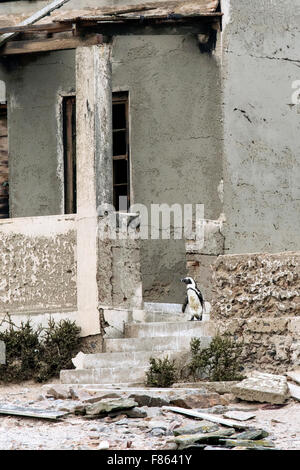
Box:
[0,405,68,420]
[162,406,251,430]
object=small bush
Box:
[146,356,177,388]
[189,334,245,382]
[0,316,81,383]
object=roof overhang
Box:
[0,1,222,57]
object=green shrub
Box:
[189,334,245,382]
[146,356,177,388]
[0,315,81,383]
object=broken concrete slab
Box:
[172,381,239,395]
[223,411,256,421]
[0,405,68,420]
[162,406,251,430]
[232,372,290,404]
[286,370,300,386]
[0,340,5,365]
[288,383,300,402]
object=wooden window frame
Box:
[112,92,130,211]
[0,103,9,219]
[62,95,76,214]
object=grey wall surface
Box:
[112,35,223,301]
[222,0,300,254]
[1,33,223,302]
[5,51,75,217]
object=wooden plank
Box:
[162,406,251,430]
[0,0,72,47]
[0,34,103,56]
[0,405,68,420]
[0,23,73,35]
[54,1,220,23]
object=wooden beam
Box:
[0,0,72,47]
[0,34,103,56]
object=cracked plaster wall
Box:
[222,0,300,254]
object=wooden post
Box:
[76,44,113,337]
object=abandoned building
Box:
[0,0,299,384]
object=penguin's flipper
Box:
[182,296,188,313]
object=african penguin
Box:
[181,277,205,321]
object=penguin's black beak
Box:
[181,278,187,284]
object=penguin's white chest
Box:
[187,289,202,315]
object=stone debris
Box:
[85,398,138,417]
[219,439,275,449]
[163,406,251,430]
[232,372,290,404]
[173,421,219,436]
[0,382,298,450]
[286,370,300,386]
[224,411,256,421]
[0,404,68,420]
[173,428,236,450]
[172,381,239,395]
[288,383,300,402]
[98,440,110,450]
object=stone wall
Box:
[211,252,300,373]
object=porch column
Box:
[76,44,113,336]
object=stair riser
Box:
[76,350,185,369]
[104,336,212,353]
[125,321,211,338]
[60,367,147,385]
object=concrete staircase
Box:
[60,302,212,385]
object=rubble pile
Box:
[0,369,299,450]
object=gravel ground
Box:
[0,381,299,450]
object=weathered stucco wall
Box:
[222,0,300,253]
[5,50,75,218]
[211,252,300,373]
[1,33,223,303]
[0,215,77,316]
[112,35,223,302]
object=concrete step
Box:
[141,312,190,323]
[60,366,148,385]
[104,335,212,353]
[72,350,187,370]
[144,302,182,314]
[124,321,212,339]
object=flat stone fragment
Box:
[173,428,235,450]
[85,398,138,416]
[173,421,219,436]
[0,405,68,420]
[286,370,300,386]
[163,406,251,430]
[234,429,269,440]
[220,439,275,449]
[288,383,300,402]
[224,411,256,421]
[0,341,5,365]
[232,372,289,404]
